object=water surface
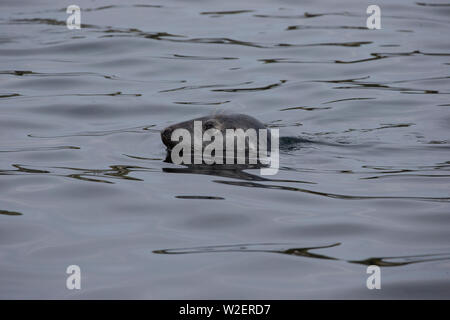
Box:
[1,0,450,299]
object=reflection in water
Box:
[175,195,225,200]
[0,146,79,153]
[211,80,286,92]
[7,18,374,50]
[280,106,331,111]
[253,12,353,19]
[163,151,315,184]
[160,54,238,61]
[321,97,376,104]
[316,74,450,93]
[163,166,269,182]
[62,165,145,184]
[164,166,313,185]
[159,81,253,93]
[154,243,450,267]
[350,253,450,267]
[162,155,449,202]
[201,10,254,16]
[362,163,450,174]
[154,243,341,260]
[173,100,230,105]
[162,144,449,202]
[0,210,22,216]
[361,174,450,180]
[287,25,368,31]
[416,2,450,6]
[0,93,20,98]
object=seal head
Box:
[161,113,269,151]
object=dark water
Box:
[1,0,450,299]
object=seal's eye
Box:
[204,120,217,131]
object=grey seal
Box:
[161,113,270,151]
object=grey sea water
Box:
[0,0,449,299]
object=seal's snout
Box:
[161,127,172,148]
